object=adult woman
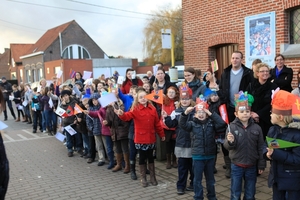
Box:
[0,90,9,199]
[247,63,278,138]
[270,54,293,92]
[152,67,177,95]
[184,67,206,101]
[74,72,85,85]
[203,68,219,91]
[121,68,143,94]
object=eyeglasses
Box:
[259,70,269,73]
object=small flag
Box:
[145,90,164,104]
[69,68,76,78]
[74,103,83,115]
[55,106,68,118]
[211,59,219,72]
[266,136,300,149]
[219,104,229,124]
[66,105,74,116]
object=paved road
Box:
[1,115,272,200]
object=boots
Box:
[15,117,20,122]
[224,156,231,178]
[139,164,148,187]
[22,116,28,122]
[112,153,122,172]
[123,153,130,174]
[107,152,115,169]
[130,160,137,180]
[172,154,178,168]
[166,154,172,169]
[148,163,158,186]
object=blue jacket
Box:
[86,101,101,136]
[164,107,194,148]
[263,123,300,190]
[179,112,226,156]
[118,88,133,112]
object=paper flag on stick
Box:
[65,105,74,117]
[145,90,164,104]
[98,93,118,107]
[211,59,219,72]
[266,136,300,149]
[219,104,229,124]
[55,106,68,118]
[74,103,83,115]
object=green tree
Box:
[143,6,183,66]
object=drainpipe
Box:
[59,32,62,58]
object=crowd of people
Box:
[1,52,300,200]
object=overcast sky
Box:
[0,0,181,61]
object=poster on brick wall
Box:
[245,11,276,69]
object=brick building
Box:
[182,0,300,87]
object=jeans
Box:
[44,110,53,131]
[104,135,114,157]
[81,133,89,154]
[41,111,46,131]
[24,105,32,122]
[177,157,193,189]
[231,164,257,200]
[129,139,137,161]
[193,158,216,200]
[32,110,42,131]
[51,111,57,132]
[65,128,83,153]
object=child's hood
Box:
[288,122,300,130]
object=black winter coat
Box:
[263,123,300,190]
[269,65,293,92]
[179,112,226,156]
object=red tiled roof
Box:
[24,20,75,56]
[0,49,10,65]
[10,44,33,62]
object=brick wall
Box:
[182,0,300,88]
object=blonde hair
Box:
[176,99,196,109]
[272,113,293,125]
[254,63,270,79]
[130,89,151,111]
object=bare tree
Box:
[143,6,183,65]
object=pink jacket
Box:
[89,107,111,136]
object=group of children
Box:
[6,68,300,200]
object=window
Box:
[20,69,23,83]
[290,7,300,44]
[62,45,91,59]
[26,70,31,83]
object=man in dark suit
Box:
[0,77,16,121]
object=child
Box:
[12,84,24,122]
[31,87,42,133]
[264,90,300,200]
[162,86,180,169]
[179,97,226,200]
[86,93,106,166]
[116,89,165,187]
[142,82,152,94]
[224,91,265,200]
[163,84,195,195]
[204,88,228,175]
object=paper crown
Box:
[179,82,192,99]
[204,88,217,99]
[234,91,254,111]
[195,95,209,111]
[272,90,294,115]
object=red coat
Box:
[119,103,165,144]
[160,100,176,130]
[121,79,143,94]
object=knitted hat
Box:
[179,82,192,99]
[90,93,100,100]
[234,91,254,111]
[61,90,71,97]
[75,81,83,88]
[204,88,217,99]
[195,95,209,111]
[272,90,294,115]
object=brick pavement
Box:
[1,117,272,200]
